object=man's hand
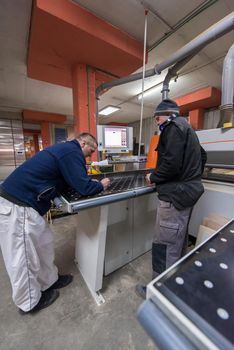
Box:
[145,173,152,185]
[101,178,110,191]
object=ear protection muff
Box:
[159,113,177,131]
[168,113,177,122]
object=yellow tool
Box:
[89,166,102,175]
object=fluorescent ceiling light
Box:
[99,105,120,116]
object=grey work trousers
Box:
[152,200,192,276]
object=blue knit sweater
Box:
[2,139,103,215]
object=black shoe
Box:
[135,284,146,299]
[19,289,59,315]
[46,274,73,291]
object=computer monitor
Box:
[97,125,133,154]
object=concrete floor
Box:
[0,215,156,350]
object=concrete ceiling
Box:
[0,0,233,125]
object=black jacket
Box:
[150,116,207,210]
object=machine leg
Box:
[75,205,109,305]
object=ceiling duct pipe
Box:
[218,44,234,127]
[154,13,234,74]
[96,12,234,97]
[161,54,197,100]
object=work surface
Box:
[142,218,234,349]
[62,169,151,201]
[60,169,155,212]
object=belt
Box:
[0,186,30,207]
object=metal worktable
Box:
[59,169,157,304]
[138,218,234,350]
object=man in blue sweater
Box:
[0,133,110,314]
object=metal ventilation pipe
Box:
[96,12,234,97]
[219,44,234,126]
[161,53,197,100]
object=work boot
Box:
[135,284,146,299]
[19,289,59,315]
[46,274,73,291]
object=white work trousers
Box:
[0,197,58,312]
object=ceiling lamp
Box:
[99,105,121,116]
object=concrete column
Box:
[72,64,97,135]
[189,108,204,130]
[72,63,97,160]
[33,134,40,154]
[87,67,97,137]
[41,121,51,148]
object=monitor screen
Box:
[104,127,127,148]
[97,125,133,153]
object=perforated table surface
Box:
[59,169,156,212]
[138,219,234,350]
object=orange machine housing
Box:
[146,135,160,169]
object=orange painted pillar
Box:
[72,63,97,160]
[87,67,98,137]
[72,64,97,135]
[189,108,204,130]
[41,121,51,149]
[33,134,40,154]
[72,64,89,135]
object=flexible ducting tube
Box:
[219,44,234,126]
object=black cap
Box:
[154,99,179,116]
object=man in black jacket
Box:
[136,99,207,299]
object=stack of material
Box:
[195,213,230,246]
[210,168,234,176]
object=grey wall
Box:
[203,109,220,129]
[129,116,158,154]
[0,111,22,120]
